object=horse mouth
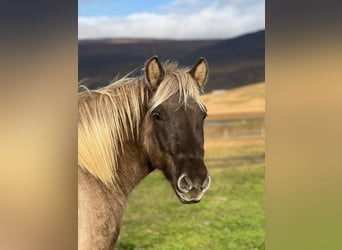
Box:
[178,197,200,204]
[173,174,211,204]
[175,187,203,204]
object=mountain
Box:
[182,30,265,91]
[78,30,264,92]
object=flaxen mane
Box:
[78,62,206,187]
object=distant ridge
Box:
[78,30,264,92]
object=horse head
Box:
[141,56,211,204]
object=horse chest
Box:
[78,168,124,250]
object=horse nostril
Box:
[177,174,192,193]
[202,176,211,192]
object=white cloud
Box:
[78,0,264,40]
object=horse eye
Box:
[152,112,162,121]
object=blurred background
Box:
[79,0,265,249]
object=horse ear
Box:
[188,57,208,90]
[145,56,165,89]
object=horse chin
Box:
[178,197,200,204]
[174,187,202,204]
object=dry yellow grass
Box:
[204,137,265,159]
[202,82,265,160]
[202,82,265,120]
[205,136,265,148]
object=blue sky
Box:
[78,0,265,40]
[79,0,171,17]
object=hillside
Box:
[184,30,265,91]
[202,82,265,120]
[78,30,264,92]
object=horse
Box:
[78,56,211,249]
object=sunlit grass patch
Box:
[204,137,265,164]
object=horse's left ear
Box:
[145,55,165,89]
[188,57,209,90]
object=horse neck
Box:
[114,141,152,198]
[78,144,151,249]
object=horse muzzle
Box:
[175,174,211,204]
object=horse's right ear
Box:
[188,57,208,90]
[145,56,165,89]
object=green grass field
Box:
[116,135,265,250]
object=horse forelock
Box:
[148,62,206,113]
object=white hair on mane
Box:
[78,62,206,187]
